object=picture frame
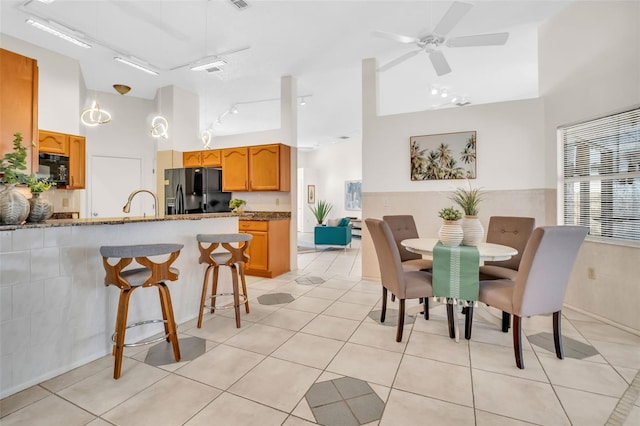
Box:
[307,185,316,204]
[345,180,362,210]
[410,131,477,180]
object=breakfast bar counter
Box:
[0,211,290,398]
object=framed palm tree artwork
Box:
[410,131,476,180]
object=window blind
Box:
[560,107,640,245]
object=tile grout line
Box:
[605,368,640,426]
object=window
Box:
[560,107,640,246]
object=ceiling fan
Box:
[374,1,509,76]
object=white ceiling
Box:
[0,0,572,149]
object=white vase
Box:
[462,216,484,246]
[0,184,30,225]
[438,220,463,247]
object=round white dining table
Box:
[400,237,518,342]
[401,238,517,261]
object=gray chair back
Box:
[513,226,588,316]
[366,218,407,298]
[382,215,422,262]
[484,216,535,270]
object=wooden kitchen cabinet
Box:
[222,147,249,191]
[222,143,291,192]
[39,130,69,155]
[239,219,290,278]
[68,135,85,189]
[183,149,222,167]
[1,49,38,173]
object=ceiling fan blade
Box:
[433,1,473,37]
[429,50,452,76]
[446,32,509,47]
[373,30,418,44]
[378,49,422,72]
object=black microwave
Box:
[38,153,69,186]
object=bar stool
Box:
[197,233,252,328]
[100,243,183,379]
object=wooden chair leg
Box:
[113,289,133,379]
[158,283,181,362]
[464,306,473,340]
[396,299,405,342]
[553,311,564,360]
[197,265,213,328]
[158,286,170,342]
[446,303,455,338]
[239,262,250,313]
[502,311,510,332]
[381,287,387,323]
[513,315,524,369]
[423,297,429,320]
[210,266,219,314]
[230,264,241,328]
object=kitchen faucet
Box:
[123,189,159,218]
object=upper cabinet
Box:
[183,149,221,167]
[39,130,86,189]
[0,49,38,173]
[222,143,291,192]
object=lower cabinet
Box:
[239,219,290,278]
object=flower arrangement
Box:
[449,184,484,216]
[0,132,28,185]
[438,206,462,222]
[26,175,55,193]
[309,199,333,224]
[229,198,246,212]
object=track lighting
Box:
[25,18,91,48]
[114,57,159,76]
[299,97,307,106]
[230,105,239,114]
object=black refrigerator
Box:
[164,167,232,214]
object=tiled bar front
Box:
[0,216,239,398]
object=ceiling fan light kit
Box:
[374,1,509,76]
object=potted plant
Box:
[229,198,246,213]
[26,175,55,222]
[309,199,333,224]
[437,206,463,247]
[449,184,485,246]
[0,132,30,225]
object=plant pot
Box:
[0,184,30,225]
[461,215,484,246]
[438,220,463,247]
[27,193,54,222]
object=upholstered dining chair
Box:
[382,215,433,272]
[366,218,433,342]
[479,216,535,331]
[478,226,588,369]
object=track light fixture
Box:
[428,84,469,107]
[114,57,159,76]
[25,18,91,48]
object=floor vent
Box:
[229,0,250,10]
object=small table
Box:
[401,238,517,341]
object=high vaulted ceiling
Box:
[0,0,572,149]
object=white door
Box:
[90,156,143,218]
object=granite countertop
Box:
[0,211,291,231]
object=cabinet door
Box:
[201,149,221,167]
[249,144,280,191]
[39,130,69,155]
[1,49,38,173]
[183,151,201,167]
[68,136,85,189]
[221,147,249,191]
[244,230,268,272]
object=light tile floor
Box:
[2,234,639,425]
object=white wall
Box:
[298,138,362,232]
[539,0,640,331]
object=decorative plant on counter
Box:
[449,183,484,216]
[438,206,462,222]
[309,199,333,224]
[26,175,55,194]
[0,132,28,185]
[229,198,246,213]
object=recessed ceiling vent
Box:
[455,100,471,107]
[229,0,250,10]
[206,66,223,73]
